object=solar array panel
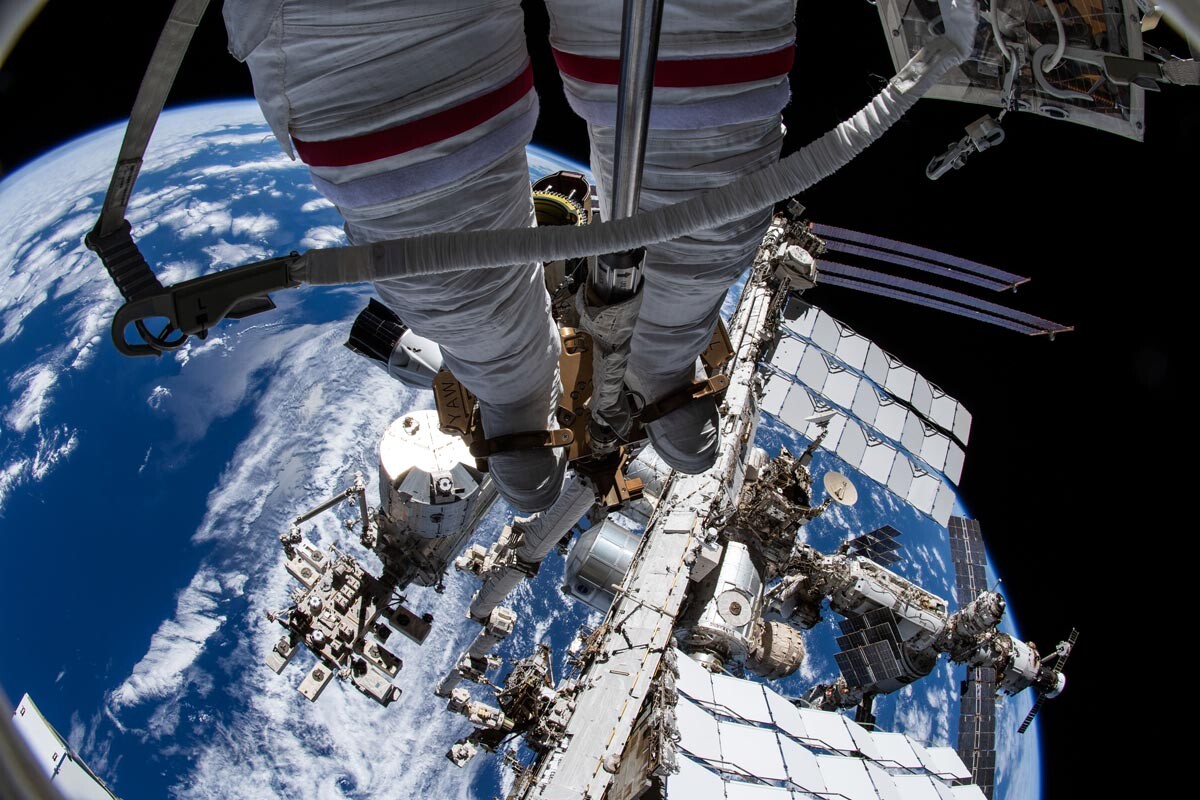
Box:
[835,608,904,690]
[812,224,1028,287]
[948,516,987,605]
[779,299,971,444]
[822,238,1017,293]
[761,374,958,525]
[958,666,997,799]
[846,525,904,567]
[949,516,996,798]
[818,260,1072,337]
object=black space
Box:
[2,2,1190,797]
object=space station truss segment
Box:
[668,649,985,799]
[760,372,957,526]
[778,298,972,447]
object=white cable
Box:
[292,38,968,287]
[1042,0,1066,72]
[989,3,1013,62]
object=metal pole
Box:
[591,0,664,302]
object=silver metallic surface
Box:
[563,518,641,611]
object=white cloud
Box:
[299,225,346,250]
[107,568,227,719]
[5,364,57,432]
[202,239,271,268]
[300,197,334,213]
[147,385,172,410]
[231,213,280,239]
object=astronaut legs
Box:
[546,0,793,472]
[224,0,565,512]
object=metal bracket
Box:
[468,429,575,459]
[108,253,301,356]
[637,375,730,425]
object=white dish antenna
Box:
[823,471,858,506]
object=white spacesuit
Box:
[222,0,797,512]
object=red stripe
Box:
[552,46,793,88]
[293,63,535,168]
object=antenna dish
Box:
[805,410,837,426]
[823,472,858,506]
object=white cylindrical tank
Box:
[563,519,640,612]
[378,410,488,541]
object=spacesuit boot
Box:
[546,0,794,473]
[224,0,565,513]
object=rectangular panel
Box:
[667,755,729,797]
[852,381,881,427]
[765,688,810,743]
[778,385,817,433]
[900,412,925,454]
[783,298,818,338]
[910,375,934,417]
[797,708,857,753]
[797,348,831,391]
[836,422,869,472]
[675,648,716,704]
[779,736,826,794]
[943,443,965,486]
[675,696,723,762]
[863,342,890,385]
[949,786,989,800]
[719,721,788,781]
[929,390,958,433]
[816,755,879,800]
[924,747,973,781]
[711,673,772,724]
[761,373,790,417]
[932,482,957,527]
[891,775,945,800]
[874,399,906,441]
[906,471,940,515]
[870,732,923,770]
[885,361,916,402]
[866,760,903,800]
[771,336,807,376]
[811,311,842,353]
[844,717,883,761]
[952,405,972,446]
[825,368,860,409]
[835,331,870,371]
[860,441,898,488]
[920,431,951,474]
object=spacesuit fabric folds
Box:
[222,0,797,506]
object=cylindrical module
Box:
[378,410,489,541]
[563,518,641,612]
[676,541,764,669]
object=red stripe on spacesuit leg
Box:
[292,63,536,168]
[551,46,794,87]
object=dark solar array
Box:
[835,608,903,689]
[949,516,996,799]
[846,525,904,567]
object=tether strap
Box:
[469,429,575,459]
[637,375,729,425]
[89,0,210,298]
